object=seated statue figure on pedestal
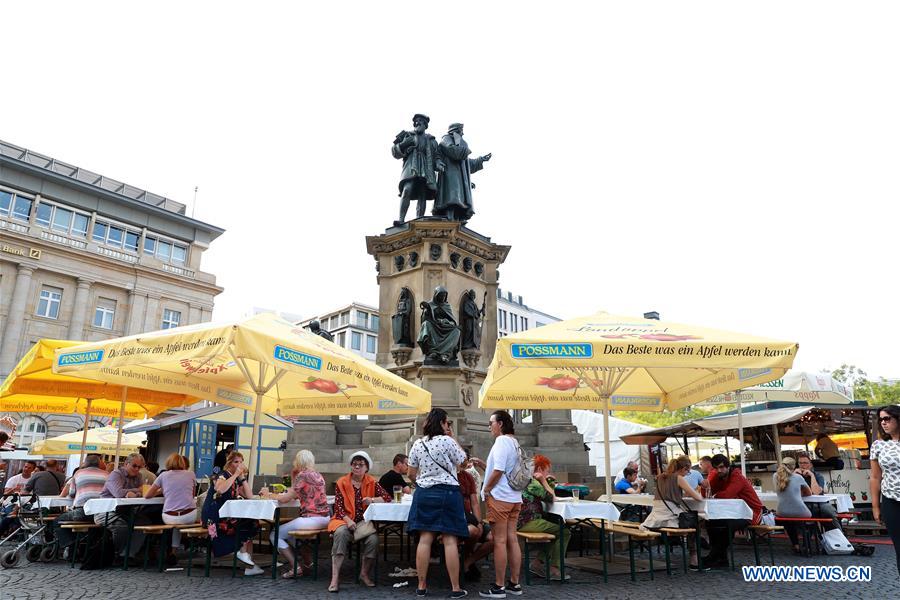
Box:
[417,286,460,365]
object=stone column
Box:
[125,289,145,335]
[143,294,160,331]
[0,264,35,376]
[67,278,93,339]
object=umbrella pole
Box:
[248,389,264,491]
[603,398,612,499]
[772,425,782,463]
[79,398,93,467]
[113,387,129,470]
[738,395,746,474]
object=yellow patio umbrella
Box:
[479,311,798,494]
[52,313,431,487]
[31,425,146,456]
[1,339,198,466]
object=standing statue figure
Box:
[392,113,446,227]
[391,288,414,348]
[417,286,460,365]
[434,123,491,221]
[306,319,334,343]
[460,289,486,351]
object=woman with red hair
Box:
[516,454,570,580]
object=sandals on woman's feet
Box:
[282,568,302,579]
[328,584,339,593]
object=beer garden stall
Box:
[620,403,879,506]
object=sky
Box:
[2,2,898,379]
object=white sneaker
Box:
[236,551,254,566]
[244,565,265,576]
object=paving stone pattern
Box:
[0,542,896,600]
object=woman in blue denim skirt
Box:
[407,407,469,598]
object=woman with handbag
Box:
[407,407,469,598]
[640,455,705,570]
[200,451,262,576]
[328,450,391,592]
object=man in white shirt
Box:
[3,460,36,493]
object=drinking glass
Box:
[572,488,580,503]
[393,485,403,503]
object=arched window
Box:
[16,416,48,447]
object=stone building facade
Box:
[0,138,224,448]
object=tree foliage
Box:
[828,363,900,406]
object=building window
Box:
[16,416,47,447]
[92,219,142,253]
[329,316,339,330]
[143,234,188,264]
[366,335,376,353]
[351,331,362,351]
[35,201,90,238]
[340,311,349,325]
[498,309,507,330]
[357,311,368,328]
[371,315,380,330]
[337,332,346,347]
[93,298,116,329]
[522,317,528,330]
[0,189,33,222]
[36,286,63,319]
[162,309,181,329]
[512,314,518,333]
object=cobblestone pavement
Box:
[0,541,896,600]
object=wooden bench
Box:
[287,528,329,581]
[59,523,102,567]
[181,527,212,578]
[774,517,833,556]
[747,525,784,566]
[607,526,660,582]
[658,527,696,575]
[843,520,888,536]
[133,524,175,572]
[516,531,556,585]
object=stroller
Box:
[0,493,58,568]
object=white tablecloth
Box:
[758,492,854,513]
[219,499,280,520]
[363,501,410,522]
[83,497,165,516]
[38,496,73,509]
[547,499,620,522]
[603,493,654,507]
[685,498,753,521]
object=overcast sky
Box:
[3,2,898,379]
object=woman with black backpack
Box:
[407,407,469,598]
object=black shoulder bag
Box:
[661,491,699,530]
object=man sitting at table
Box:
[614,461,640,485]
[55,454,108,559]
[796,453,842,530]
[704,454,763,568]
[379,453,412,495]
[94,453,152,564]
[25,459,66,496]
[615,467,645,494]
